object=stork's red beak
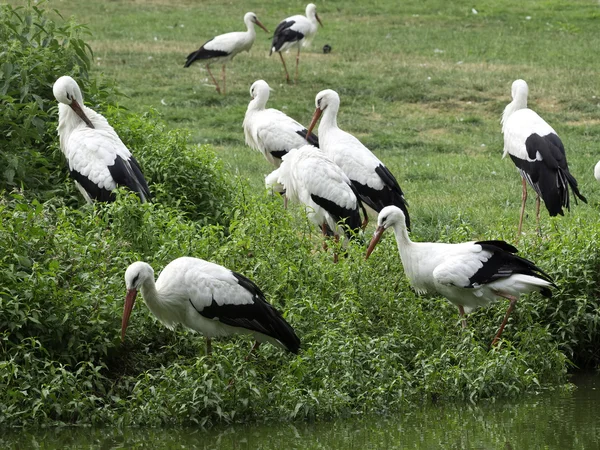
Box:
[306,107,323,137]
[70,99,95,129]
[121,288,137,341]
[316,14,323,27]
[255,19,269,33]
[365,226,386,259]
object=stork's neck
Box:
[501,96,527,131]
[139,276,161,313]
[245,21,257,36]
[318,105,339,135]
[248,94,268,111]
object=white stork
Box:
[272,145,365,261]
[270,3,323,84]
[53,76,151,204]
[365,206,556,346]
[243,79,319,168]
[502,79,587,235]
[184,12,269,94]
[595,161,600,182]
[306,89,410,230]
[122,257,301,356]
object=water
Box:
[2,374,599,449]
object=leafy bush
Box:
[0,2,100,193]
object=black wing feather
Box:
[69,169,114,202]
[193,272,301,354]
[296,129,319,148]
[270,20,304,54]
[107,156,151,203]
[467,241,556,297]
[184,38,229,67]
[310,193,361,238]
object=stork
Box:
[243,79,319,168]
[365,206,556,346]
[122,257,300,356]
[53,76,151,204]
[307,89,410,230]
[272,145,365,261]
[184,12,269,94]
[502,79,587,235]
[270,3,323,84]
[595,161,600,182]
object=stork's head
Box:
[250,79,271,101]
[511,79,529,101]
[53,76,94,128]
[122,261,154,341]
[306,4,323,27]
[307,89,340,135]
[244,12,269,33]
[365,206,408,259]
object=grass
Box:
[2,0,600,427]
[34,0,600,240]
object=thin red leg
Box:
[279,52,290,83]
[321,223,328,250]
[206,337,212,356]
[222,65,226,95]
[517,178,527,237]
[245,341,261,360]
[333,234,339,263]
[491,293,518,347]
[361,215,369,230]
[458,305,467,328]
[535,195,541,237]
[295,46,300,84]
[206,65,221,94]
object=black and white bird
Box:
[307,89,410,230]
[243,79,319,168]
[122,257,300,356]
[53,76,151,204]
[184,12,269,94]
[502,79,587,235]
[268,145,364,261]
[365,206,556,346]
[270,3,323,84]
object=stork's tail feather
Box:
[269,311,301,354]
[562,168,587,205]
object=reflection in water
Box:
[2,374,599,449]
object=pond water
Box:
[2,374,599,449]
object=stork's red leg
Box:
[458,305,467,328]
[279,52,290,84]
[295,47,300,85]
[535,195,541,237]
[321,223,328,250]
[491,293,518,346]
[206,65,221,94]
[206,337,212,356]
[517,178,527,237]
[245,341,261,360]
[333,234,339,263]
[222,65,226,95]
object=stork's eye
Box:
[132,274,140,287]
[317,98,322,107]
[66,93,72,100]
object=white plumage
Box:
[502,79,586,234]
[366,206,555,345]
[273,145,363,248]
[122,257,300,355]
[307,89,410,229]
[53,76,150,204]
[243,80,318,168]
[184,12,268,94]
[270,3,323,83]
[595,161,600,182]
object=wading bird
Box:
[184,12,269,94]
[272,145,364,261]
[122,257,300,356]
[53,76,151,204]
[501,79,586,235]
[595,161,600,182]
[243,79,319,168]
[365,206,555,346]
[307,89,410,230]
[270,3,323,84]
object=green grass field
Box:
[41,0,600,241]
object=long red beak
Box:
[365,226,386,259]
[255,19,269,33]
[316,14,323,27]
[70,99,95,129]
[306,107,323,137]
[121,288,137,341]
